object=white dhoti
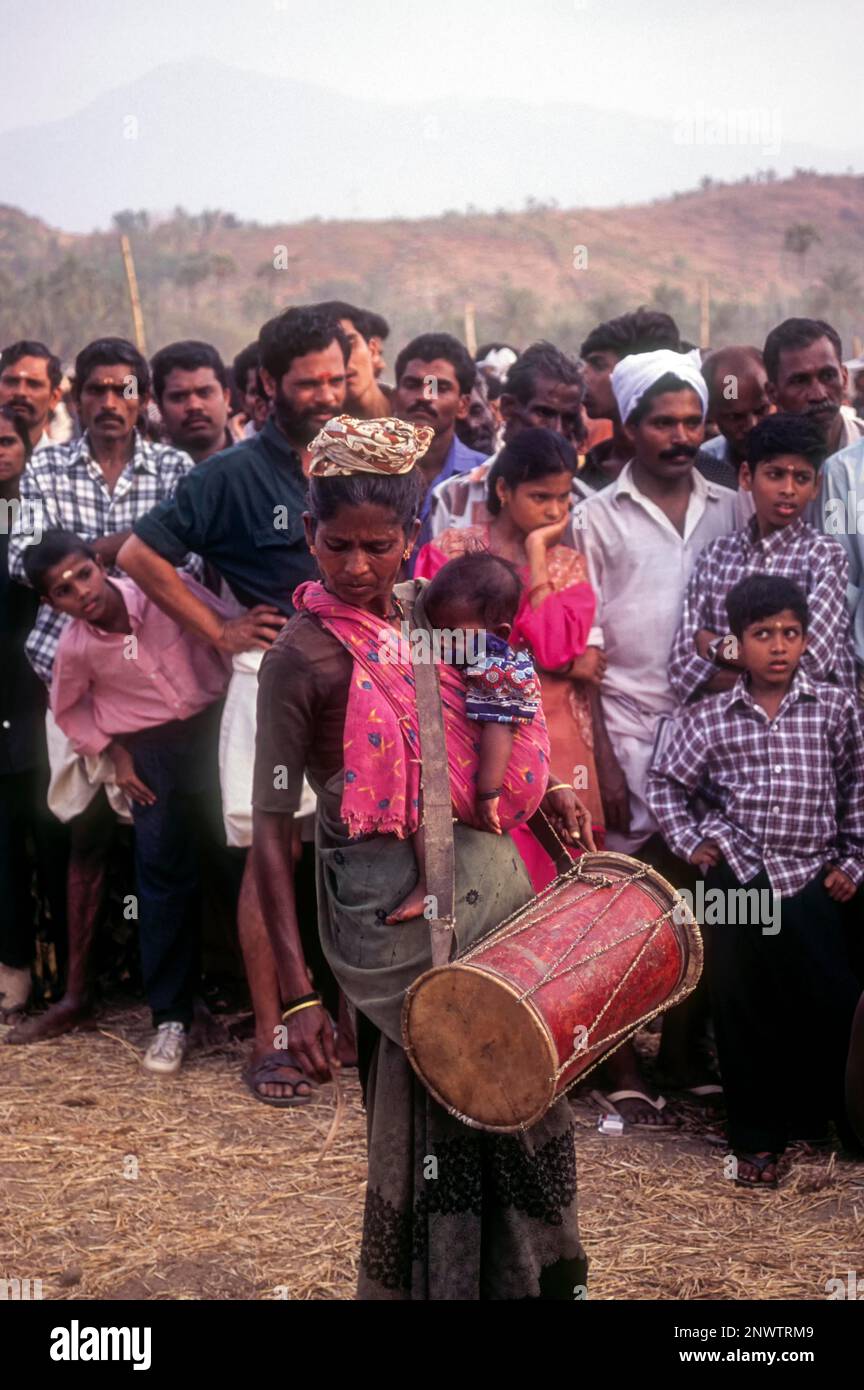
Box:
[599,691,669,857]
[218,649,316,848]
[45,709,132,824]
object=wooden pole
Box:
[463,301,477,357]
[120,234,147,355]
[699,278,710,350]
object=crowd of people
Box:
[2,298,864,1299]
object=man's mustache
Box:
[658,445,698,460]
[9,398,35,416]
[95,412,125,425]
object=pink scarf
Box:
[293,581,550,839]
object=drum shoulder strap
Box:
[526,807,573,877]
[400,580,456,967]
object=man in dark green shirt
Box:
[119,306,349,1105]
[130,414,317,614]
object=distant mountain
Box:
[1,58,861,232]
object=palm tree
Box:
[784,223,821,277]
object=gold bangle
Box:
[280,999,322,1022]
[546,782,574,794]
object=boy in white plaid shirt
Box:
[649,574,864,1187]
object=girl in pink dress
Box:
[415,428,617,888]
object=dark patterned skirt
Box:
[314,792,588,1300]
[359,1029,587,1300]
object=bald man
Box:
[701,346,773,477]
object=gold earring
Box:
[402,548,411,560]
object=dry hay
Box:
[2,1003,862,1301]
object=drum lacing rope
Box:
[552,905,677,1080]
[517,866,652,1000]
[460,861,650,972]
[513,866,680,1080]
[459,861,685,1085]
[458,858,611,963]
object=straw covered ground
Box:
[2,1003,862,1302]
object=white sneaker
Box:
[0,963,32,1016]
[142,1021,188,1075]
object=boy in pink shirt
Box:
[23,530,231,1074]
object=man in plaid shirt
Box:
[8,337,196,685]
[649,574,864,1188]
[670,413,855,704]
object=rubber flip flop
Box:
[244,1050,315,1109]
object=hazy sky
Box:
[3,0,859,146]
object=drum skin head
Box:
[403,964,558,1132]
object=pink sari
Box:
[415,530,601,889]
[293,581,550,839]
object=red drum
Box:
[402,852,701,1133]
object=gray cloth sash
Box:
[315,775,533,1045]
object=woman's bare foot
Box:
[4,998,95,1045]
[385,883,427,924]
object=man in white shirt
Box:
[577,350,739,852]
[575,349,739,1126]
[0,340,63,453]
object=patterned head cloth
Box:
[307,415,434,476]
[611,348,708,425]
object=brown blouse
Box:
[252,609,352,816]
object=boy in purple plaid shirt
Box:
[669,412,855,704]
[648,575,864,1188]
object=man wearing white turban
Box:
[573,350,738,1127]
[577,347,736,845]
[610,348,708,429]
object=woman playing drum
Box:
[251,416,593,1300]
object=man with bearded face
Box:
[121,307,348,644]
[117,307,350,1106]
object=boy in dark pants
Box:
[22,530,230,1073]
[648,575,864,1187]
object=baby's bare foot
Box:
[385,884,428,924]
